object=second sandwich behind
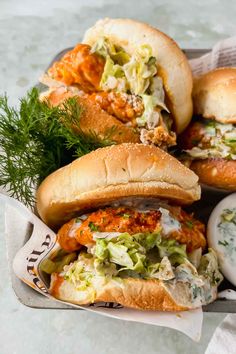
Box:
[179,67,236,190]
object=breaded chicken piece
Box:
[58,207,206,253]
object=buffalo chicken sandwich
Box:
[41,18,193,149]
[179,68,236,190]
[37,144,222,311]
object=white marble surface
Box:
[1,0,236,353]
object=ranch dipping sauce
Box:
[207,193,236,287]
[217,208,236,264]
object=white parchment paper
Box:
[1,194,203,341]
[189,36,236,76]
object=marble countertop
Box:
[1,1,236,353]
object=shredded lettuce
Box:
[57,237,222,301]
[107,242,134,267]
[136,95,160,128]
[149,77,167,107]
[94,233,146,273]
[156,238,187,265]
[40,252,78,274]
[94,258,118,277]
[97,42,158,95]
[137,78,170,127]
[185,120,236,160]
[92,37,171,130]
[100,56,127,92]
[91,37,130,65]
[93,37,129,92]
[94,239,109,260]
[135,232,160,251]
[63,252,95,290]
[123,45,157,95]
[93,232,187,279]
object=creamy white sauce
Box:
[174,261,215,306]
[186,121,236,160]
[68,220,82,238]
[159,207,181,235]
[68,199,181,242]
[207,193,236,287]
[68,215,88,238]
[217,208,236,265]
[188,248,202,269]
[217,123,235,135]
[151,256,175,280]
[92,232,121,240]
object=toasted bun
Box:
[193,67,236,124]
[37,143,200,229]
[83,18,193,133]
[50,273,217,311]
[40,87,139,144]
[190,159,236,190]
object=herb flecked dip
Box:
[217,208,236,264]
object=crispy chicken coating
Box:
[48,44,105,92]
[140,125,176,149]
[57,207,206,253]
[89,91,144,124]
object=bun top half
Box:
[83,18,193,134]
[36,143,200,229]
[193,67,236,124]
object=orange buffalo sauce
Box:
[57,207,206,253]
[171,209,206,252]
[58,207,161,252]
[50,274,64,297]
[76,207,162,245]
[57,219,82,252]
[48,44,105,92]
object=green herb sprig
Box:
[0,88,116,207]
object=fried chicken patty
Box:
[178,120,206,150]
[46,43,176,149]
[48,44,105,92]
[57,207,206,253]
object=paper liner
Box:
[189,35,236,76]
[0,194,203,341]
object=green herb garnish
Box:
[0,88,116,206]
[185,221,193,229]
[75,217,83,223]
[218,240,229,246]
[192,284,201,299]
[88,222,100,232]
[221,209,236,222]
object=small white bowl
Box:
[207,193,236,286]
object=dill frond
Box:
[0,88,116,206]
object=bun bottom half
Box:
[190,159,236,190]
[50,273,214,311]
